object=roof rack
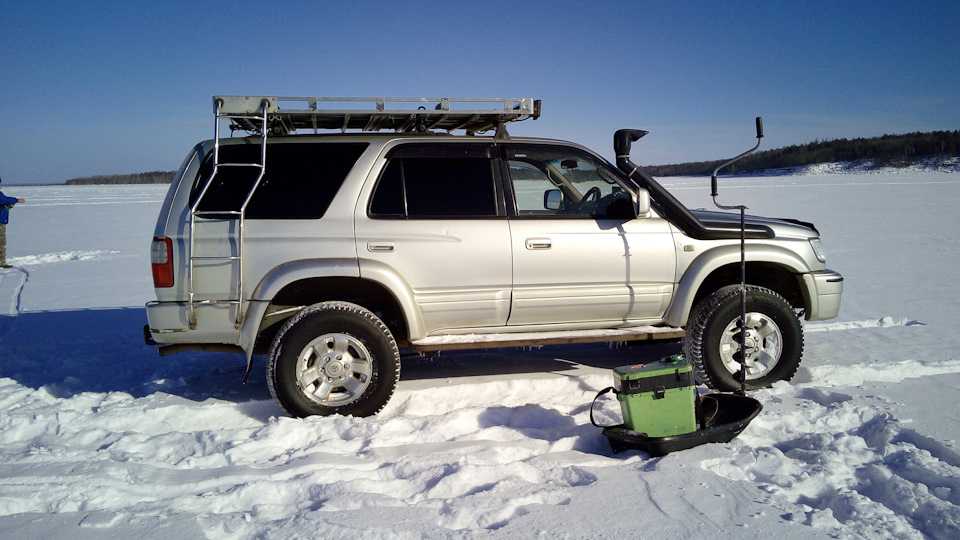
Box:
[213,95,541,136]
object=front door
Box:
[503,144,676,326]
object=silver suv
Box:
[145,96,843,417]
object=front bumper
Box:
[802,269,844,321]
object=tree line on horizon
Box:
[640,130,960,177]
[61,130,959,184]
[64,171,175,185]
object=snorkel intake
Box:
[614,127,773,240]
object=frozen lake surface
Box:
[1,172,959,538]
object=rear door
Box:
[355,142,512,333]
[503,143,677,326]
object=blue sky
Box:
[1,0,958,184]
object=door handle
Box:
[367,241,395,252]
[525,238,552,250]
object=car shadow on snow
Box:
[0,307,276,410]
[399,340,682,381]
[0,307,681,422]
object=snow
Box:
[730,157,960,177]
[1,171,959,538]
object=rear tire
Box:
[267,301,400,417]
[683,285,803,391]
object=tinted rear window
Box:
[191,142,368,219]
[369,155,498,218]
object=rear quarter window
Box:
[191,141,368,219]
[368,143,499,219]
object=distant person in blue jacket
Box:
[0,176,26,268]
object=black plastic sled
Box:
[602,393,762,456]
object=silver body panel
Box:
[146,134,842,356]
[507,217,675,325]
[355,216,513,332]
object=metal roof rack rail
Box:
[213,95,541,136]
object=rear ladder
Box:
[187,98,270,330]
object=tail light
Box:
[151,237,174,288]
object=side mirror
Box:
[635,188,650,216]
[544,189,562,210]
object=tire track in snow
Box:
[0,266,28,318]
[13,267,28,315]
[8,250,123,266]
[804,359,960,388]
[806,316,925,332]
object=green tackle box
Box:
[613,355,697,437]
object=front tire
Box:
[683,285,803,391]
[267,301,400,417]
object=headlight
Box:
[809,238,826,263]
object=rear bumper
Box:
[803,269,844,321]
[145,301,240,345]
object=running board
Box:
[409,326,684,352]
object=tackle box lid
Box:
[614,355,692,381]
[613,355,694,395]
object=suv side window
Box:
[504,145,634,219]
[370,144,499,218]
[190,142,368,219]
